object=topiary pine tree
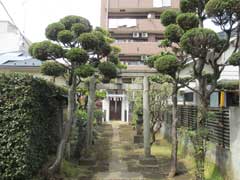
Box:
[180,0,209,27]
[29,15,119,174]
[153,9,198,178]
[147,52,189,178]
[158,1,240,179]
[178,1,240,179]
[159,1,240,178]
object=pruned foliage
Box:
[98,62,117,83]
[206,0,240,27]
[154,54,179,77]
[65,48,88,64]
[29,41,64,60]
[41,61,65,77]
[45,22,65,41]
[74,64,95,78]
[0,73,66,179]
[60,15,92,31]
[160,10,178,26]
[164,24,184,43]
[176,13,199,31]
[180,28,220,58]
[228,52,240,66]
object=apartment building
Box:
[101,0,179,66]
[100,0,180,122]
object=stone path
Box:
[93,122,144,179]
[78,121,192,180]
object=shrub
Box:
[41,61,65,77]
[98,62,117,82]
[0,73,65,179]
[160,10,178,26]
[176,13,199,31]
[180,28,219,58]
[154,54,178,77]
[164,24,184,43]
[57,30,74,44]
[74,64,95,78]
[228,52,240,66]
[65,48,88,64]
[45,22,65,41]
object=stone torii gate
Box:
[87,67,157,158]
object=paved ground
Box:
[78,121,193,180]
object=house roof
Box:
[0,51,42,67]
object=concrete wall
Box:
[229,107,240,180]
[161,107,240,180]
[0,21,29,53]
[101,0,108,28]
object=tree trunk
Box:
[48,71,76,174]
[193,82,208,180]
[53,76,56,83]
[169,87,178,177]
[199,19,204,28]
[86,76,96,149]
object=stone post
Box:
[86,75,96,148]
[239,66,240,106]
[143,75,151,157]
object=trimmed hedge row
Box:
[0,73,65,179]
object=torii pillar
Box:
[143,75,151,157]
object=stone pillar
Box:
[238,66,240,106]
[86,76,96,148]
[143,75,151,157]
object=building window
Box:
[153,0,171,7]
[115,39,134,43]
[133,32,140,38]
[109,19,137,28]
[141,32,148,38]
[184,92,194,102]
[226,92,239,106]
[127,61,144,65]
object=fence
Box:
[166,105,230,149]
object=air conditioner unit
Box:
[133,32,140,38]
[141,32,148,38]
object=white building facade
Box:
[102,93,129,122]
[0,21,29,54]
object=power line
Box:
[0,0,30,46]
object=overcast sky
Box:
[0,0,220,42]
[0,0,101,42]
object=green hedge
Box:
[0,73,65,179]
